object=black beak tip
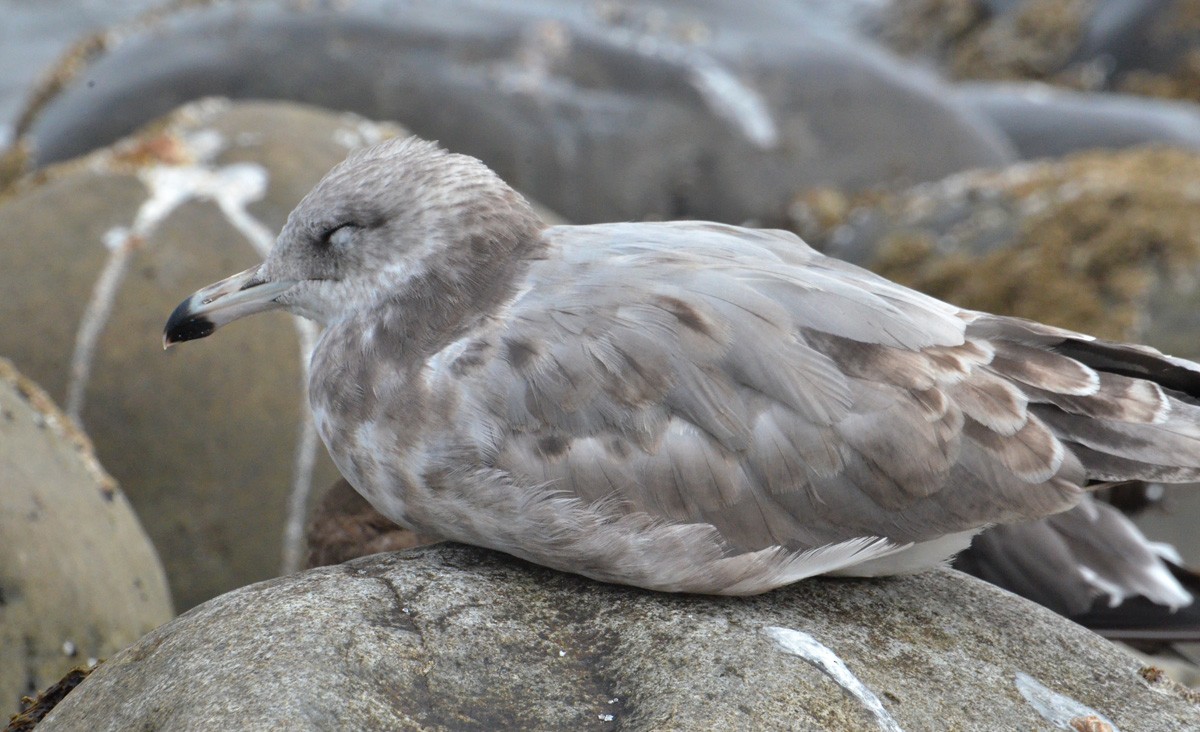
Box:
[163,298,215,347]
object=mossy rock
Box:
[881,0,1200,104]
[791,147,1200,350]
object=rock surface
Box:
[13,0,1013,225]
[38,544,1200,730]
[0,99,393,609]
[881,0,1200,104]
[789,147,1200,350]
[0,357,172,714]
[954,82,1200,158]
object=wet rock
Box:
[0,99,405,610]
[0,358,171,714]
[15,0,1013,225]
[36,545,1200,730]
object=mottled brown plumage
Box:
[165,137,1200,594]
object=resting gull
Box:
[164,137,1200,595]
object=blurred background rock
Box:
[0,358,172,714]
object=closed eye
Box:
[317,223,358,248]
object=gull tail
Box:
[971,315,1200,485]
[1037,337,1200,484]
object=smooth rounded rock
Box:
[0,99,400,609]
[0,357,172,714]
[37,544,1200,730]
[15,0,1013,224]
[954,82,1200,158]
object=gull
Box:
[164,137,1200,595]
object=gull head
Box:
[164,136,542,347]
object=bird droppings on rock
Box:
[764,627,904,732]
[0,99,423,609]
[64,121,275,421]
[1014,671,1120,732]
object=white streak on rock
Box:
[1015,672,1119,731]
[69,119,322,574]
[67,228,137,419]
[684,55,779,150]
[210,163,322,575]
[763,626,904,732]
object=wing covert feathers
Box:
[424,223,1200,587]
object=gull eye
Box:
[317,223,358,249]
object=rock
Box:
[954,82,1200,158]
[881,0,1200,104]
[305,480,436,569]
[14,0,1013,225]
[881,0,1091,83]
[0,98,402,609]
[0,357,171,714]
[36,545,1200,730]
[0,0,170,147]
[788,147,1200,347]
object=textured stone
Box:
[882,0,1200,104]
[38,545,1200,731]
[0,99,397,609]
[0,357,171,714]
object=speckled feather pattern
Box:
[229,138,1200,594]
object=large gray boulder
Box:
[38,545,1199,730]
[0,357,172,714]
[14,0,1013,225]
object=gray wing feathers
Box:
[435,223,1200,566]
[957,498,1191,614]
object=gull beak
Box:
[163,265,296,348]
